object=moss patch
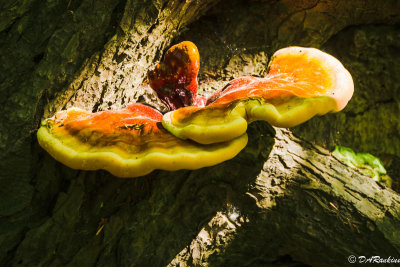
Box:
[332,146,391,187]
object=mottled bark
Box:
[1,0,400,266]
[168,129,400,266]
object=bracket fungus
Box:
[148,41,205,110]
[162,46,354,144]
[37,103,247,178]
[37,42,354,178]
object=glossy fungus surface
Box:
[37,103,247,177]
[162,46,354,144]
[38,44,354,178]
[148,41,203,110]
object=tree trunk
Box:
[1,0,400,266]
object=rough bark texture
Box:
[1,0,400,266]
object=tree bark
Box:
[1,0,400,266]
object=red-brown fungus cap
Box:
[162,46,354,144]
[37,103,247,177]
[148,41,201,110]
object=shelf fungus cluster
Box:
[37,41,354,177]
[37,104,247,177]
